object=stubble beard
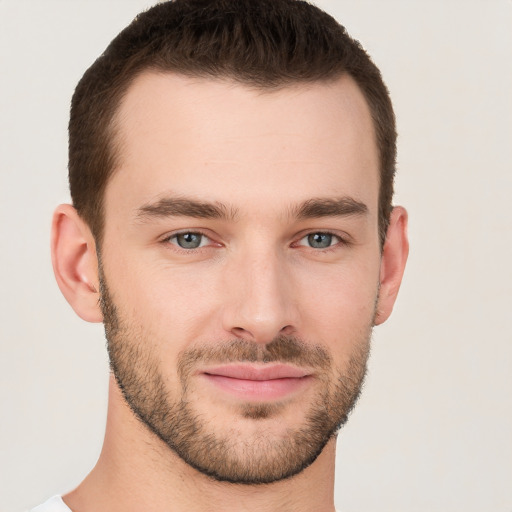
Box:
[99,271,372,485]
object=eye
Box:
[168,232,210,249]
[297,232,341,249]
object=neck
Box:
[64,376,337,512]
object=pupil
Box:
[178,233,201,248]
[308,233,331,248]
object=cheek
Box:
[106,255,221,343]
[103,242,381,360]
[296,257,380,348]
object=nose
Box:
[221,249,299,344]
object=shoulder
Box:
[29,496,71,512]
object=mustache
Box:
[177,335,332,379]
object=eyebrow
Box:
[292,197,368,219]
[135,195,368,223]
[135,197,238,222]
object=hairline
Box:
[94,67,384,249]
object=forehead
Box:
[107,71,379,217]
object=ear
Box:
[374,206,409,326]
[51,204,103,323]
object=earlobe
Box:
[374,206,409,326]
[51,204,103,323]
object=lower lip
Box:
[202,374,312,401]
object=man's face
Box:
[99,72,381,483]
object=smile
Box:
[200,364,314,401]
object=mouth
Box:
[199,364,314,401]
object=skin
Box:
[51,72,408,512]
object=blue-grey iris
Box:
[176,232,202,249]
[308,233,332,249]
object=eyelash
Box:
[161,230,216,252]
[294,231,349,252]
[161,229,350,254]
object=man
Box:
[34,0,408,510]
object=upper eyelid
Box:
[295,232,343,246]
[161,231,215,252]
[159,228,351,246]
[294,229,351,243]
[161,228,212,241]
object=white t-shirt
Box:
[30,495,341,511]
[29,496,71,512]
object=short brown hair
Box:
[69,0,396,246]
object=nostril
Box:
[279,325,295,336]
[232,326,250,338]
[229,324,296,345]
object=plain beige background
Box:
[1,1,511,511]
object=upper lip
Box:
[202,364,311,381]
